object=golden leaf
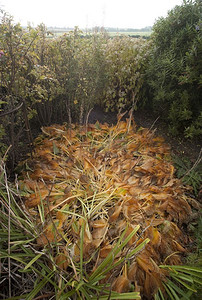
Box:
[172,240,186,252]
[144,272,162,299]
[25,189,49,208]
[36,223,56,246]
[112,275,130,293]
[146,227,161,247]
[153,192,170,201]
[136,255,154,274]
[100,244,113,258]
[109,204,122,222]
[56,211,67,228]
[55,248,69,270]
[92,219,108,228]
[92,219,108,248]
[128,262,138,281]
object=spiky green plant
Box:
[155,265,202,300]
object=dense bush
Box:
[0,18,108,166]
[0,13,37,166]
[103,36,150,112]
[0,13,150,168]
[144,0,202,137]
[52,28,108,124]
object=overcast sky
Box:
[0,0,183,28]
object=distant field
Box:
[48,29,152,38]
[107,31,152,37]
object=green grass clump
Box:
[173,152,202,196]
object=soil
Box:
[88,105,202,163]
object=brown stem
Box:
[22,99,33,157]
[0,102,23,117]
[66,100,72,137]
[85,107,93,133]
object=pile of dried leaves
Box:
[19,115,196,298]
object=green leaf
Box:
[23,253,43,271]
[165,279,190,299]
[79,221,85,281]
[89,225,140,281]
[160,265,202,274]
[170,274,197,292]
[53,141,60,155]
[26,270,55,300]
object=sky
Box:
[0,0,184,29]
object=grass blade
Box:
[23,253,44,271]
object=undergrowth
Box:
[173,150,202,196]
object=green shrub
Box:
[103,36,150,112]
[145,0,202,137]
[53,28,108,124]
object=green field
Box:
[107,31,151,37]
[49,29,151,38]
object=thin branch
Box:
[182,148,202,179]
[149,116,160,131]
[0,102,23,117]
[3,163,11,298]
[85,107,93,133]
[1,145,12,163]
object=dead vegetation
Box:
[18,115,200,299]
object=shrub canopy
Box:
[145,0,202,137]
